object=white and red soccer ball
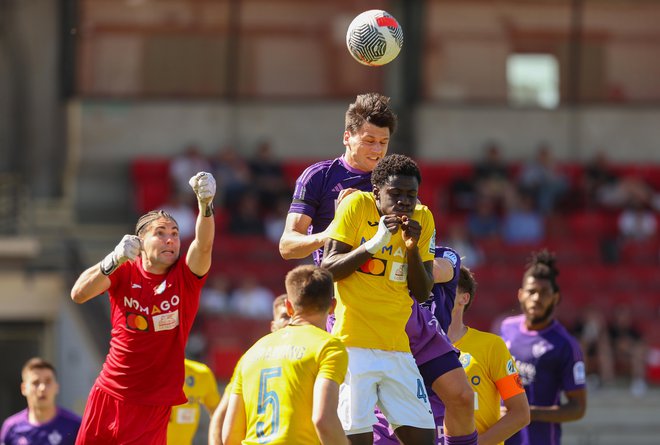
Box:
[346,9,403,67]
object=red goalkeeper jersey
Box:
[96,256,206,406]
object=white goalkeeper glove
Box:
[189,171,216,216]
[100,235,141,276]
[363,215,393,254]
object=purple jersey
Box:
[500,315,586,445]
[422,247,461,334]
[289,156,372,265]
[0,407,81,445]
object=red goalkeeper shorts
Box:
[75,384,172,445]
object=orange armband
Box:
[495,373,525,400]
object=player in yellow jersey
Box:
[446,266,530,445]
[167,358,220,445]
[208,294,290,445]
[322,154,436,445]
[222,266,348,445]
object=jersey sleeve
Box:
[560,336,587,391]
[230,356,244,396]
[317,337,348,385]
[489,336,525,401]
[418,208,437,262]
[327,192,363,247]
[289,163,326,219]
[201,366,221,411]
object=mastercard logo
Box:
[126,312,149,331]
[358,258,386,276]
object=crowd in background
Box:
[156,139,658,396]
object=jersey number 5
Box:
[256,367,282,443]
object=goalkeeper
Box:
[71,172,216,445]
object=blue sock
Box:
[444,430,478,445]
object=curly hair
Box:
[523,249,560,293]
[371,154,422,188]
[345,92,397,135]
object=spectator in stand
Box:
[161,191,196,241]
[608,305,648,397]
[467,194,502,241]
[170,144,212,194]
[473,141,516,208]
[518,142,569,215]
[210,145,252,210]
[200,274,232,316]
[501,190,545,245]
[230,275,275,319]
[617,198,657,242]
[248,139,290,212]
[444,221,485,270]
[572,306,615,389]
[227,192,265,236]
[582,150,655,211]
[264,195,291,245]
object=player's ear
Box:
[342,131,351,147]
[285,298,295,317]
[329,297,337,315]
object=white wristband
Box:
[364,216,392,254]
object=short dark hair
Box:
[371,154,422,188]
[22,357,56,379]
[523,249,560,293]
[457,266,478,313]
[285,265,334,313]
[135,210,178,237]
[345,93,397,135]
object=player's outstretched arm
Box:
[221,394,246,445]
[279,213,327,260]
[530,388,587,423]
[478,392,530,445]
[186,172,216,276]
[312,377,349,445]
[70,234,140,304]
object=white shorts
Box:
[338,347,435,435]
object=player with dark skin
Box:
[322,159,435,445]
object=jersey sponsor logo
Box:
[506,359,516,375]
[358,258,387,276]
[123,295,181,315]
[471,375,481,386]
[48,430,63,445]
[367,220,379,226]
[131,283,141,289]
[459,352,472,369]
[153,309,180,332]
[442,249,458,266]
[532,339,554,358]
[573,361,586,385]
[515,360,536,386]
[389,261,408,282]
[126,312,149,331]
[174,407,197,424]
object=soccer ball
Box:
[346,10,403,67]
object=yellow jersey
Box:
[454,327,525,445]
[328,191,436,351]
[167,359,221,445]
[232,324,348,445]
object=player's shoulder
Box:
[184,359,213,375]
[501,314,524,329]
[56,407,83,423]
[298,158,341,181]
[1,408,28,428]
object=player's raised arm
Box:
[70,234,140,304]
[186,172,216,276]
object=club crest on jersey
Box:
[459,353,472,368]
[358,258,386,276]
[126,312,149,331]
[573,361,586,385]
[186,375,196,387]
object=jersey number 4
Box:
[257,367,282,443]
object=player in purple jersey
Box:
[1,358,81,445]
[279,94,476,445]
[500,250,587,445]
